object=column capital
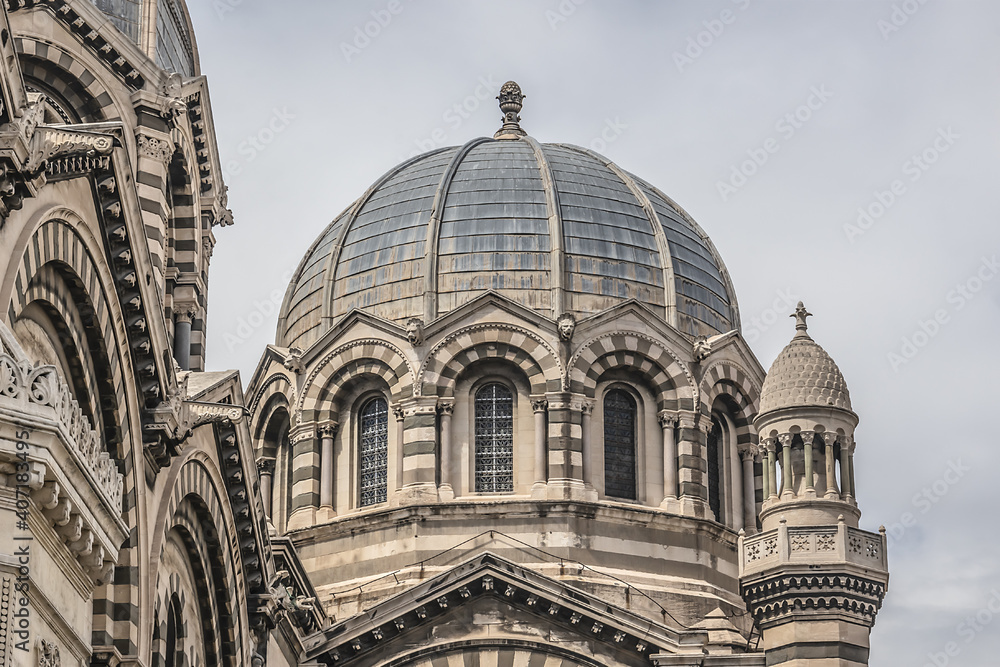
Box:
[777,433,794,448]
[317,422,339,439]
[391,404,404,421]
[798,430,814,445]
[657,410,679,428]
[256,457,275,475]
[531,398,549,413]
[437,400,455,416]
[174,308,197,324]
[579,400,594,416]
[821,432,839,446]
[737,443,757,461]
[289,428,314,444]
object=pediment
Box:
[302,553,710,665]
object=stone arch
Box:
[298,339,413,413]
[700,360,760,444]
[317,357,399,416]
[249,374,294,435]
[418,324,562,398]
[568,331,697,411]
[16,36,123,122]
[382,640,605,667]
[151,452,245,667]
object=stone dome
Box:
[277,91,740,351]
[758,303,852,415]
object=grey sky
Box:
[188,1,1000,663]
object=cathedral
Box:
[0,2,889,666]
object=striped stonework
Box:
[399,396,439,491]
[699,360,761,435]
[677,411,710,513]
[385,642,603,667]
[4,215,144,656]
[567,331,697,412]
[156,456,246,667]
[545,392,585,484]
[15,37,122,122]
[289,425,319,524]
[299,339,413,421]
[316,357,400,420]
[419,324,562,398]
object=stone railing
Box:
[739,518,887,574]
[0,353,123,512]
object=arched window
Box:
[475,383,514,493]
[165,596,182,667]
[604,389,637,500]
[707,417,723,521]
[359,397,389,506]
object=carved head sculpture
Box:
[406,318,425,346]
[557,313,576,341]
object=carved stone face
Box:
[406,318,424,345]
[557,314,575,341]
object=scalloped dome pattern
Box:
[758,335,852,414]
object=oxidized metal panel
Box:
[543,145,665,316]
[475,384,514,493]
[333,149,458,322]
[283,210,351,349]
[438,142,552,315]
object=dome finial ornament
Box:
[791,301,812,339]
[494,81,527,139]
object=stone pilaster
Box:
[286,424,318,530]
[676,411,709,517]
[397,396,439,504]
[544,392,592,500]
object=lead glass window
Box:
[604,389,636,500]
[707,417,722,521]
[475,383,514,493]
[359,397,388,506]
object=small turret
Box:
[740,303,889,667]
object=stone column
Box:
[840,435,853,502]
[544,392,590,501]
[739,445,756,532]
[438,401,455,500]
[579,400,593,485]
[779,434,794,499]
[848,438,857,505]
[257,458,275,517]
[173,309,194,370]
[531,398,548,497]
[318,423,338,518]
[398,396,439,504]
[286,425,318,530]
[392,405,404,493]
[659,411,679,509]
[802,431,815,497]
[823,432,840,499]
[765,438,778,501]
[677,412,709,517]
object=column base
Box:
[394,482,439,506]
[285,507,317,531]
[315,506,337,523]
[659,496,681,513]
[530,481,548,499]
[679,496,710,519]
[545,479,598,502]
[438,483,455,501]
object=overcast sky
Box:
[188,2,999,663]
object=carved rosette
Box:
[136,133,173,163]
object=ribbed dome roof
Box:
[277,88,740,351]
[759,304,852,415]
